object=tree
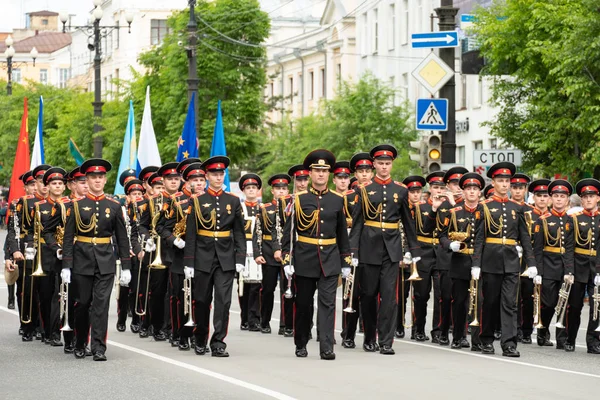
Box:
[473,0,600,179]
[259,74,420,186]
[130,0,270,166]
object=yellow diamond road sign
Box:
[412,52,455,94]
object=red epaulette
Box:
[572,210,583,217]
[106,197,120,204]
[419,200,426,205]
[509,199,522,205]
[172,191,183,198]
[25,195,35,199]
[37,199,47,205]
[345,189,354,196]
[481,198,493,204]
[394,181,408,188]
[451,206,462,212]
[60,196,71,204]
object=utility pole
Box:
[92,18,104,158]
[435,0,459,164]
[187,0,199,133]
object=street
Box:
[1,228,599,400]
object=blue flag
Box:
[210,100,230,191]
[176,92,198,162]
[114,100,137,194]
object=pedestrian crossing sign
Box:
[416,98,448,131]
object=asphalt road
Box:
[1,229,599,400]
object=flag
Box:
[30,96,45,169]
[210,100,230,191]
[136,86,161,175]
[176,92,198,162]
[114,100,137,194]
[68,138,85,166]
[8,98,31,221]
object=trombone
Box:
[134,234,149,317]
[59,279,72,332]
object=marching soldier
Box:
[432,167,467,345]
[238,173,262,332]
[438,172,484,350]
[255,174,290,334]
[473,162,536,357]
[566,179,600,354]
[61,159,132,361]
[139,166,160,197]
[183,156,246,357]
[281,150,351,360]
[532,179,574,349]
[349,144,420,355]
[483,184,495,199]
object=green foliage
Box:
[473,0,600,180]
[259,74,420,186]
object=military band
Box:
[6,146,600,363]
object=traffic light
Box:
[426,134,442,173]
[409,137,427,172]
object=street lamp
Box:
[1,35,38,95]
[60,2,134,158]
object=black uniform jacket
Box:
[157,188,193,274]
[412,199,439,274]
[252,199,281,266]
[572,210,600,283]
[532,209,574,281]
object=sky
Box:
[0,0,91,32]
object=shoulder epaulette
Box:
[25,195,35,199]
[296,190,308,196]
[59,196,71,203]
[481,198,493,204]
[394,181,407,188]
[451,206,462,212]
[419,200,426,205]
[509,199,521,205]
[572,211,583,217]
[331,190,343,198]
[37,200,47,205]
[172,191,183,198]
[539,213,551,220]
[345,189,354,196]
[106,197,120,204]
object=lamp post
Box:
[60,0,134,158]
[2,35,38,95]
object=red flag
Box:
[7,98,30,220]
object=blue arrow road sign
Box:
[411,31,459,49]
[416,99,448,131]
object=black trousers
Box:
[395,267,411,333]
[137,267,150,329]
[518,276,534,337]
[341,267,361,340]
[411,268,433,334]
[279,267,294,330]
[16,263,39,335]
[294,274,337,353]
[538,278,564,343]
[431,269,452,337]
[8,283,15,302]
[193,264,234,350]
[480,272,519,348]
[169,272,192,341]
[72,270,114,353]
[565,280,598,346]
[36,270,59,340]
[260,265,280,327]
[238,277,260,326]
[148,268,168,333]
[360,255,398,347]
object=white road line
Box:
[0,306,296,400]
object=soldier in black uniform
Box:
[349,144,420,355]
[473,162,536,357]
[238,173,262,332]
[438,173,484,350]
[255,174,290,334]
[483,184,495,199]
[183,156,246,357]
[61,159,132,361]
[566,179,600,354]
[139,166,160,196]
[281,149,351,360]
[432,167,467,345]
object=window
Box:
[388,4,395,51]
[42,19,48,26]
[361,13,368,55]
[458,146,466,165]
[373,9,378,54]
[320,68,326,98]
[308,71,314,100]
[401,0,409,45]
[12,69,21,83]
[490,139,497,149]
[58,68,69,88]
[473,140,483,150]
[151,20,170,45]
[40,69,48,84]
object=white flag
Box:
[30,96,45,169]
[136,86,161,174]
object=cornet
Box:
[533,282,543,329]
[59,279,72,332]
[554,278,573,329]
[343,257,357,313]
[468,278,479,327]
[183,276,194,327]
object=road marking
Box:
[0,306,295,400]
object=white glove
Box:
[173,238,185,249]
[61,268,71,284]
[594,274,600,287]
[516,245,523,258]
[56,249,63,260]
[527,266,538,279]
[184,266,194,279]
[144,238,156,252]
[471,267,481,280]
[412,257,421,263]
[351,258,359,267]
[236,263,245,273]
[403,252,412,265]
[25,247,36,260]
[449,241,461,252]
[120,269,131,286]
[533,275,542,285]
[341,267,351,279]
[284,264,295,279]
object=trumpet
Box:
[343,259,357,313]
[31,207,46,277]
[183,276,194,327]
[533,282,543,329]
[59,279,72,332]
[554,278,573,329]
[593,284,600,331]
[149,195,166,270]
[468,278,479,327]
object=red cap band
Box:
[407,181,423,188]
[35,169,48,177]
[355,159,373,168]
[188,169,205,177]
[463,178,482,188]
[294,170,309,177]
[581,186,599,193]
[533,185,548,192]
[274,178,289,185]
[428,177,444,184]
[142,172,153,181]
[511,178,527,184]
[161,168,178,176]
[447,173,462,181]
[206,163,226,170]
[25,176,34,183]
[333,167,351,175]
[123,176,135,183]
[551,185,569,194]
[150,176,163,185]
[127,184,143,192]
[243,179,258,186]
[86,166,107,174]
[48,173,64,180]
[373,150,393,158]
[492,168,511,177]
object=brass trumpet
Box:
[31,208,46,277]
[593,285,600,331]
[448,230,469,251]
[183,276,194,327]
[343,262,357,314]
[149,196,166,270]
[533,282,543,329]
[468,278,479,327]
[554,278,573,329]
[59,279,72,332]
